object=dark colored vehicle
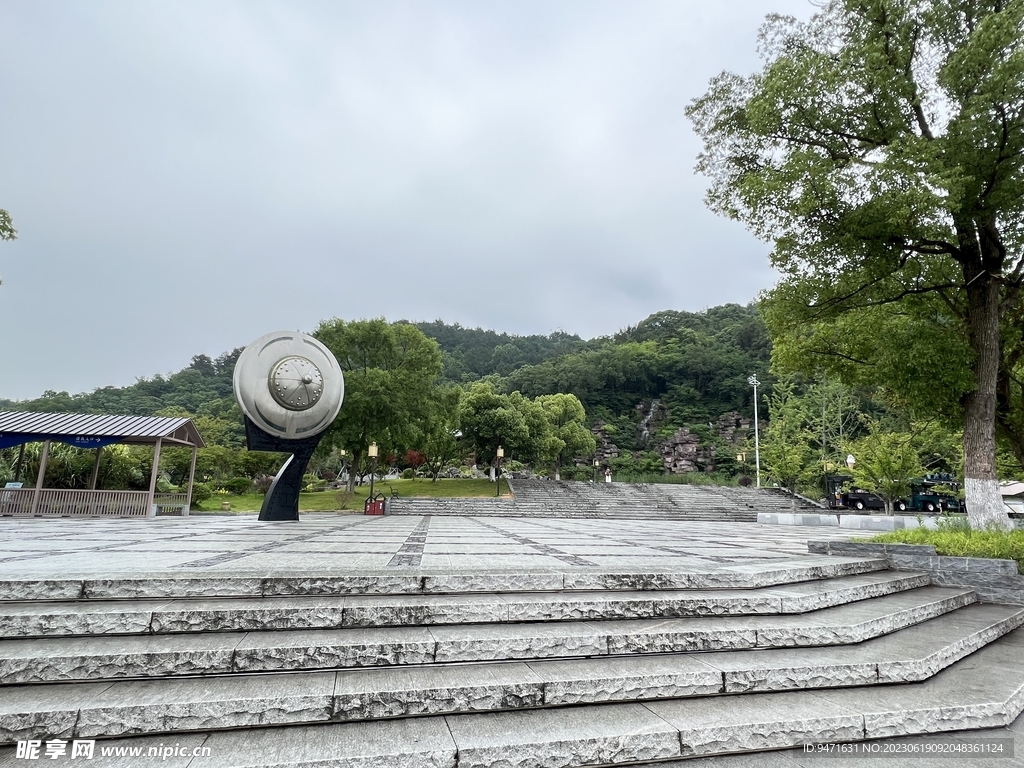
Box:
[824,474,885,511]
[824,473,963,513]
[893,473,962,513]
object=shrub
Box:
[222,477,253,495]
[868,525,1024,574]
[189,482,213,508]
[401,468,415,480]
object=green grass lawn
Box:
[192,478,507,514]
[867,526,1024,573]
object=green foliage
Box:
[761,377,815,492]
[688,0,1024,526]
[458,382,553,466]
[0,209,14,241]
[768,301,974,427]
[0,443,149,490]
[189,482,213,508]
[314,318,442,491]
[507,304,771,445]
[221,477,254,495]
[193,478,503,513]
[413,321,585,382]
[419,385,465,482]
[0,207,14,287]
[846,425,926,513]
[868,526,1024,574]
[609,451,665,478]
[536,393,596,475]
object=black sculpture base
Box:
[244,416,325,521]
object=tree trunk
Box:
[489,465,495,482]
[963,268,1011,530]
[347,451,361,493]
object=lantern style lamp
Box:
[368,443,379,500]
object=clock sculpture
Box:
[233,331,344,521]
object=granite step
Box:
[0,556,887,602]
[0,570,930,638]
[7,625,1022,767]
[1,602,1017,744]
[0,586,975,684]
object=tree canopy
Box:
[314,318,443,491]
[536,393,597,479]
[688,0,1024,528]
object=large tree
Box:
[536,393,597,480]
[688,0,1024,529]
[761,377,816,493]
[314,318,442,492]
[458,383,553,479]
[419,385,466,483]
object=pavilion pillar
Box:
[29,440,51,516]
[89,447,103,490]
[184,445,198,517]
[13,444,25,483]
[147,438,163,518]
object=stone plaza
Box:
[1,509,1024,767]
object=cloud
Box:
[0,0,817,399]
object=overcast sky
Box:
[0,0,818,401]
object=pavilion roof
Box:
[0,411,205,449]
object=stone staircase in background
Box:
[3,557,1024,766]
[389,480,823,521]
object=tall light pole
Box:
[748,375,761,488]
[593,456,600,483]
[367,442,378,502]
[495,446,504,497]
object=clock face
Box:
[268,356,325,411]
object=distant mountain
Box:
[3,305,771,454]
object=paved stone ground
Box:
[0,513,853,578]
[3,513,1022,766]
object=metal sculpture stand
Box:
[245,416,324,522]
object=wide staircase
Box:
[390,480,823,521]
[3,557,1024,765]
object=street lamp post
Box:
[495,446,504,497]
[368,442,378,502]
[593,457,600,483]
[339,449,347,486]
[748,375,761,488]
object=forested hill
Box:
[411,321,586,381]
[506,304,771,439]
[1,304,771,446]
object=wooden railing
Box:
[154,493,190,516]
[0,489,34,516]
[0,489,151,517]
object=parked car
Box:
[824,474,885,511]
[893,473,962,513]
